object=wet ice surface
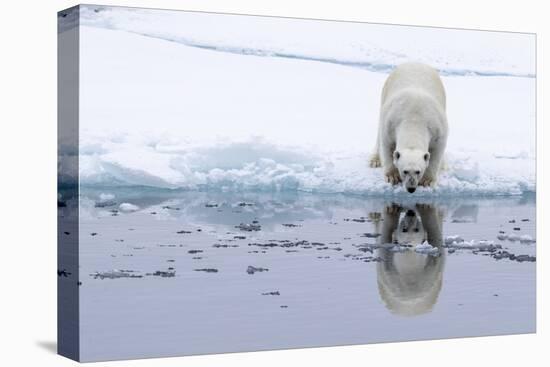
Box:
[76,188,536,362]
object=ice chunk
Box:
[194,268,218,273]
[445,239,501,252]
[507,233,520,241]
[514,254,536,262]
[246,266,269,274]
[414,241,440,256]
[91,269,143,279]
[236,223,261,231]
[95,192,117,208]
[475,240,502,252]
[389,245,408,253]
[119,202,140,212]
[444,235,464,245]
[519,235,536,244]
[146,270,176,277]
[497,233,508,240]
[99,193,115,202]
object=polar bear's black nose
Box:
[407,187,416,193]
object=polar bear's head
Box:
[393,148,430,193]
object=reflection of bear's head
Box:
[394,209,426,245]
[377,208,445,316]
[393,149,430,193]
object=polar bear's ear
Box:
[424,152,430,162]
[393,151,400,160]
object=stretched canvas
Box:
[58,4,536,362]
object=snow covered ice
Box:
[65,5,536,197]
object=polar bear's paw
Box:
[369,153,382,168]
[419,175,435,187]
[385,168,401,185]
[368,212,382,222]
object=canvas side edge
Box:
[57,4,81,362]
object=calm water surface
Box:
[65,189,535,361]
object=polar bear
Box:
[370,62,448,193]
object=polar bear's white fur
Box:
[370,62,448,193]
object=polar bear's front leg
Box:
[369,150,381,168]
[380,140,401,185]
[420,144,444,187]
[369,131,382,168]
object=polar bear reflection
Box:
[370,204,445,316]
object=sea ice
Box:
[99,193,115,202]
[497,233,508,240]
[119,203,140,212]
[444,239,501,252]
[414,242,440,256]
[91,270,142,279]
[507,233,521,241]
[519,235,536,244]
[246,266,269,274]
[444,235,464,245]
[389,245,408,253]
[75,25,535,197]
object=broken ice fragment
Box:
[414,241,440,256]
[236,223,261,231]
[247,266,269,274]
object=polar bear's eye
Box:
[403,170,409,175]
[415,170,420,175]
